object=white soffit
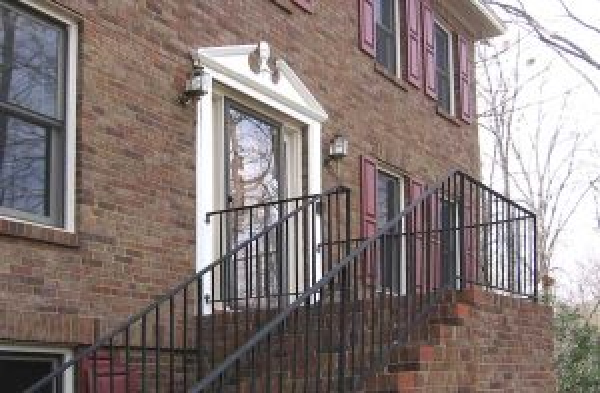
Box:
[192,42,328,123]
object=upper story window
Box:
[375,0,397,74]
[434,21,454,115]
[0,0,76,229]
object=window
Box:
[0,1,75,228]
[375,0,397,74]
[376,169,404,292]
[434,21,454,114]
[0,350,64,392]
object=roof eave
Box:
[470,0,507,39]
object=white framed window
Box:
[434,21,455,115]
[375,0,401,75]
[0,345,74,393]
[0,0,77,231]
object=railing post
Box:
[533,214,538,302]
[458,173,466,291]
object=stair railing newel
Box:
[24,187,351,393]
[190,171,538,393]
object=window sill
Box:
[0,216,78,248]
[436,107,462,126]
[374,63,408,92]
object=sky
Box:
[479,0,600,299]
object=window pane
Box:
[375,0,395,30]
[0,115,49,216]
[376,27,396,72]
[435,25,449,72]
[438,74,451,112]
[0,4,64,119]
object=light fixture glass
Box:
[328,134,348,161]
[179,62,210,105]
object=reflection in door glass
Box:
[224,103,284,304]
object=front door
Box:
[223,99,287,304]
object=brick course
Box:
[0,0,481,347]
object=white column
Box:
[307,122,323,295]
[195,73,215,314]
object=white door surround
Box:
[193,42,328,312]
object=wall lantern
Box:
[326,134,348,164]
[179,60,211,105]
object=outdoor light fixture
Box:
[326,134,349,165]
[179,60,210,105]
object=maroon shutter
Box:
[407,178,425,293]
[422,0,436,99]
[406,0,422,87]
[293,0,315,12]
[359,0,375,56]
[459,36,473,123]
[361,155,377,278]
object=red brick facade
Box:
[0,0,554,391]
[367,289,557,392]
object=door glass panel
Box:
[224,102,284,304]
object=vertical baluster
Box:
[183,286,188,390]
[155,307,160,393]
[125,327,130,392]
[169,296,175,392]
[108,338,114,393]
[196,276,203,382]
[141,315,146,393]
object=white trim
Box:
[194,43,326,311]
[435,20,456,116]
[469,0,506,36]
[5,0,78,233]
[0,344,74,393]
[192,43,328,123]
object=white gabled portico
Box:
[193,42,328,311]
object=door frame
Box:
[194,42,327,314]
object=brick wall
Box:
[368,289,556,392]
[0,0,479,347]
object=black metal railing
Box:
[189,170,537,392]
[25,186,351,393]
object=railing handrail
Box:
[25,185,350,393]
[189,169,538,391]
[456,171,536,217]
[205,186,351,221]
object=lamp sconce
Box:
[178,60,211,106]
[325,134,349,165]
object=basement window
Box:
[0,351,64,392]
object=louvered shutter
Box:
[361,156,377,278]
[293,0,315,12]
[359,0,375,56]
[459,36,473,123]
[406,0,422,87]
[422,0,436,98]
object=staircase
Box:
[25,171,538,392]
